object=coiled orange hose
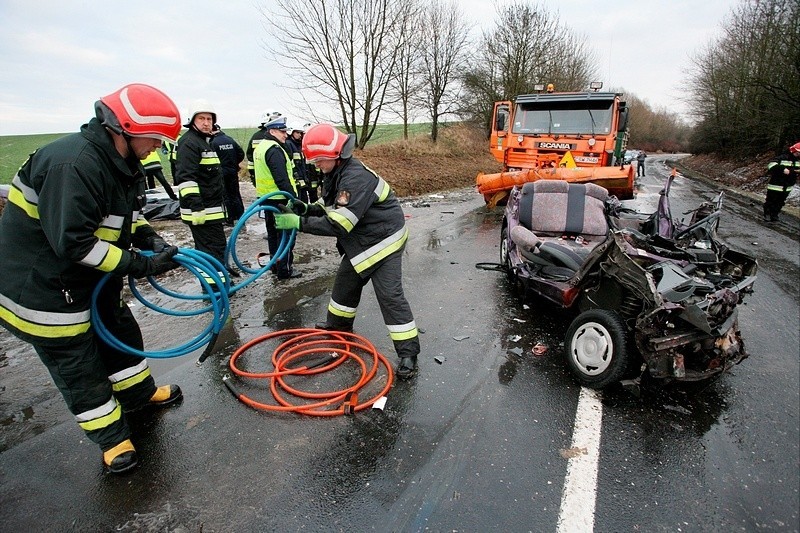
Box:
[226,328,394,416]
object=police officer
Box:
[0,83,183,474]
[210,124,246,224]
[174,100,229,285]
[274,123,421,378]
[763,141,799,222]
[253,115,300,279]
[246,110,282,186]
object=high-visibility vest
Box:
[253,140,296,199]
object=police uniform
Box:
[253,133,298,278]
[246,127,271,185]
[0,117,165,451]
[300,157,420,360]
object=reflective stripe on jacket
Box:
[254,138,296,199]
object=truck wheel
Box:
[564,309,631,389]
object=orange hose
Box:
[227,328,394,416]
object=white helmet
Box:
[287,122,306,135]
[185,99,216,126]
[260,110,282,125]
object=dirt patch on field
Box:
[355,123,502,197]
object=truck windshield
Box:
[513,100,614,135]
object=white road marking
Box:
[556,387,603,533]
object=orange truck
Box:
[476,82,635,205]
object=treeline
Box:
[265,0,795,156]
[688,0,800,156]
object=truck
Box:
[476,82,635,206]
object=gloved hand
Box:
[289,199,308,215]
[190,210,206,225]
[144,235,169,253]
[274,211,301,231]
[127,246,180,278]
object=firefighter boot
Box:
[314,322,353,333]
[124,384,183,413]
[396,356,418,380]
[103,439,138,474]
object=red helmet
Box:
[790,141,800,154]
[98,83,181,142]
[302,123,356,163]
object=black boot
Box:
[314,322,353,333]
[396,356,418,379]
[103,439,138,474]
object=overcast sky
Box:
[0,0,737,136]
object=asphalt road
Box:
[0,156,798,532]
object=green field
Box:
[0,123,433,185]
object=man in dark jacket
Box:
[763,141,799,222]
[274,123,420,378]
[174,100,229,285]
[210,124,245,224]
[0,84,183,474]
[285,124,310,203]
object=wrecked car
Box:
[500,176,758,389]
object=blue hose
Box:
[91,191,296,363]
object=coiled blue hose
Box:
[91,191,297,363]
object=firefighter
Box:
[253,115,301,279]
[274,123,421,379]
[285,123,310,202]
[141,149,177,200]
[0,83,184,474]
[246,110,282,186]
[763,141,800,222]
[174,99,230,285]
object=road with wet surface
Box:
[1,156,798,531]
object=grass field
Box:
[0,123,434,185]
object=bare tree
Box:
[688,0,800,155]
[387,0,424,140]
[263,0,407,148]
[416,0,471,142]
[460,1,597,130]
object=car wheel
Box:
[500,225,515,282]
[564,309,631,389]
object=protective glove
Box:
[144,235,169,253]
[190,210,207,225]
[127,246,180,278]
[274,211,301,231]
[289,199,308,215]
[290,199,324,217]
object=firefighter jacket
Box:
[174,127,226,224]
[301,157,408,277]
[285,136,308,186]
[246,127,270,180]
[253,136,296,200]
[767,151,799,192]
[0,118,161,345]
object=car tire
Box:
[500,225,515,283]
[564,309,631,389]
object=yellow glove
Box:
[190,210,207,225]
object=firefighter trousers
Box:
[189,221,229,288]
[32,281,156,451]
[326,252,420,359]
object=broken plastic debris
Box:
[434,356,446,364]
[512,318,526,323]
[453,335,470,341]
[372,396,387,410]
[508,335,522,342]
[532,343,548,356]
[508,347,523,356]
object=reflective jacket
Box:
[767,151,799,192]
[253,137,296,199]
[285,136,308,185]
[246,127,270,180]
[174,127,226,224]
[301,157,407,277]
[0,118,159,345]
